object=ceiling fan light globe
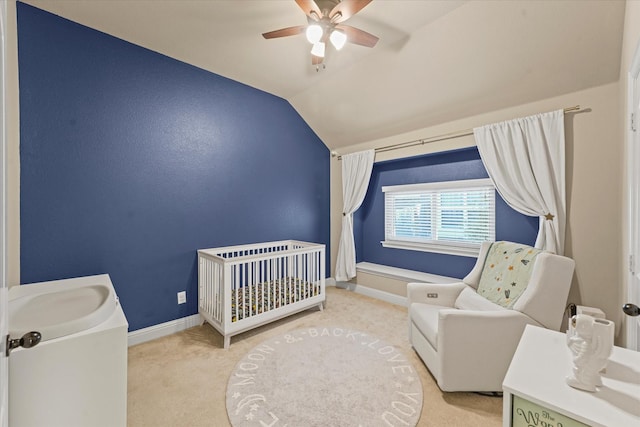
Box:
[306,24,323,44]
[310,42,326,58]
[330,30,347,50]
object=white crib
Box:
[198,240,325,348]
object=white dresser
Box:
[502,325,640,427]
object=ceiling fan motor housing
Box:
[315,0,342,16]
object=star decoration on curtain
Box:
[544,213,555,221]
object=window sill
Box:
[381,240,480,257]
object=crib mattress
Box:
[231,277,320,322]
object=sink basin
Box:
[9,275,117,342]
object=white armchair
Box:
[408,241,575,392]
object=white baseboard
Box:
[326,277,337,287]
[128,314,201,347]
[336,281,408,307]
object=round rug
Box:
[226,327,423,427]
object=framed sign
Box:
[512,395,589,427]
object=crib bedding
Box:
[231,277,320,322]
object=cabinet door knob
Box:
[5,331,42,356]
[623,303,640,317]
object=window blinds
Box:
[383,179,495,251]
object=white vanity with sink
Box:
[8,274,128,427]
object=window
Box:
[382,178,495,256]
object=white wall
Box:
[331,82,624,339]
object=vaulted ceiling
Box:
[22,0,626,149]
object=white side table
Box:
[502,325,640,427]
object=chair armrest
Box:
[438,309,539,346]
[407,282,467,307]
[437,309,541,390]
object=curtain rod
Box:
[332,105,583,160]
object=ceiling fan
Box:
[262,0,379,68]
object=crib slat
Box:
[303,252,308,301]
[251,260,256,318]
[260,259,265,316]
[245,262,250,319]
[206,260,210,317]
[300,253,304,302]
[234,264,239,322]
[216,262,221,321]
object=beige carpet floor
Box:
[127,286,502,427]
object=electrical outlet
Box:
[177,291,186,304]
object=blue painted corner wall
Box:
[354,147,539,278]
[17,2,330,331]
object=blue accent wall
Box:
[354,147,538,278]
[17,2,330,331]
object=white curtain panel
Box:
[473,110,566,254]
[335,149,375,281]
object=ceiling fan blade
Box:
[329,0,372,23]
[336,24,379,47]
[295,0,323,20]
[262,25,307,39]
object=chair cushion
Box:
[454,287,507,311]
[409,303,442,350]
[476,241,542,308]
